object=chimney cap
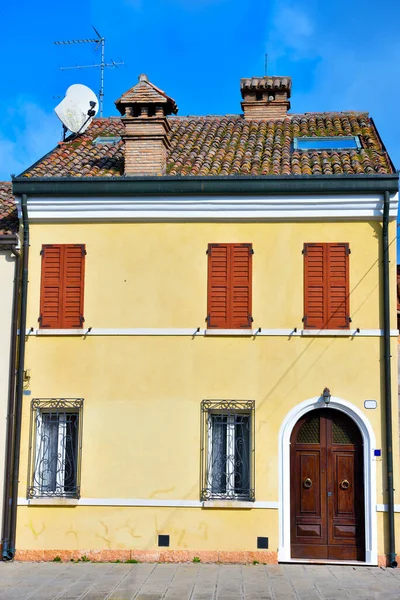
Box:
[240,76,292,99]
[115,74,178,116]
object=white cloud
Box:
[0,99,61,180]
[266,2,318,61]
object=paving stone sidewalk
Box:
[1,562,400,600]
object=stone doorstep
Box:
[14,549,278,564]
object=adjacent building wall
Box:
[0,249,17,543]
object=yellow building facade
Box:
[5,74,400,565]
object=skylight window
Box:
[293,136,361,151]
[93,136,121,146]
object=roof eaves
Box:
[12,173,399,197]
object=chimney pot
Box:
[241,76,291,120]
[115,74,178,175]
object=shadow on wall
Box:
[255,226,396,436]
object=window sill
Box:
[204,329,254,336]
[301,329,354,336]
[27,498,79,506]
[202,500,254,509]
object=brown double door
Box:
[290,409,365,561]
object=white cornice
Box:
[18,193,399,222]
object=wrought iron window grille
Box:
[27,399,83,499]
[200,400,255,501]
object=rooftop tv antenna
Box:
[264,53,268,76]
[54,27,124,117]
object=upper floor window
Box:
[28,399,83,499]
[39,244,86,329]
[303,242,350,330]
[207,243,253,329]
[201,400,255,501]
[293,136,361,151]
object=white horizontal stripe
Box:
[33,328,203,337]
[18,498,400,511]
[24,328,399,337]
[204,329,254,336]
[300,329,399,337]
[22,193,398,222]
[18,497,279,509]
[376,504,400,513]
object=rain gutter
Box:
[12,174,399,197]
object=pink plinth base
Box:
[14,549,279,564]
[378,554,398,567]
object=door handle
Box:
[340,479,350,490]
[303,478,312,489]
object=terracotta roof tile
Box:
[115,74,178,115]
[0,182,18,234]
[22,112,394,178]
[241,76,292,97]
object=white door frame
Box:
[278,396,377,564]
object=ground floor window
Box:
[27,398,83,498]
[201,400,255,501]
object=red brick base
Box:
[14,550,394,565]
[14,549,278,564]
[378,554,398,567]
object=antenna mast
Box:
[264,53,268,76]
[54,27,124,117]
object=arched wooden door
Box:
[290,409,365,561]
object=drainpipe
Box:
[2,194,29,560]
[0,236,20,560]
[383,189,397,568]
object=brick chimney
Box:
[115,74,178,175]
[240,76,291,120]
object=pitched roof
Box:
[0,182,18,234]
[22,112,394,178]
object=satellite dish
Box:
[55,84,99,134]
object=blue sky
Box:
[1,0,399,250]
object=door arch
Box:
[278,397,377,564]
[290,409,364,560]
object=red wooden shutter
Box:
[231,244,252,328]
[62,245,85,328]
[326,243,349,329]
[40,245,63,328]
[207,243,252,329]
[304,243,325,329]
[304,243,349,329]
[39,244,85,329]
[208,244,229,328]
